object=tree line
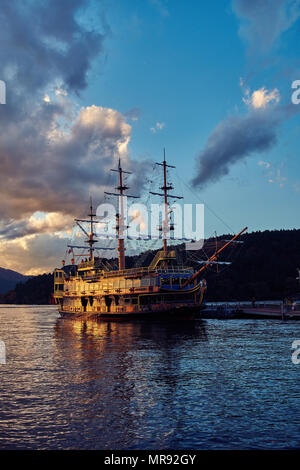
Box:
[0,228,299,304]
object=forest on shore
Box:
[0,228,299,304]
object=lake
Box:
[0,305,300,449]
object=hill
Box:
[0,228,299,304]
[204,229,300,301]
[0,273,53,304]
[0,267,30,294]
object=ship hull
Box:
[59,305,202,321]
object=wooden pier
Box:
[202,301,300,320]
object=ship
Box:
[54,152,246,320]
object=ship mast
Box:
[150,149,183,254]
[72,197,98,260]
[87,197,96,259]
[116,160,126,269]
[105,159,138,270]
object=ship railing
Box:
[78,260,103,270]
[65,286,156,296]
[149,249,176,268]
[102,266,193,278]
[67,265,193,281]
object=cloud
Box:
[232,0,300,52]
[0,0,150,273]
[0,0,105,97]
[191,107,280,188]
[191,77,300,190]
[190,77,300,189]
[0,0,110,219]
[243,87,280,109]
[150,121,165,133]
[0,101,133,220]
[0,233,70,275]
[0,212,74,241]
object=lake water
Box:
[0,305,300,450]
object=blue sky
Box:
[0,0,299,274]
[81,0,300,236]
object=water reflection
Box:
[52,318,208,449]
[53,318,209,390]
[2,307,300,450]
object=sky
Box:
[0,0,300,275]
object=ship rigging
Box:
[54,152,247,320]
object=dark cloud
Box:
[0,0,104,96]
[0,212,74,241]
[191,108,280,189]
[192,0,300,192]
[193,1,300,190]
[0,101,138,219]
[232,0,300,52]
[0,0,149,227]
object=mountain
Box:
[0,267,30,294]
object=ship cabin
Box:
[56,250,205,315]
[54,154,209,315]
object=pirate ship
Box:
[54,153,246,320]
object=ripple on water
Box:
[0,307,300,449]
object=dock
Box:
[202,301,300,320]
